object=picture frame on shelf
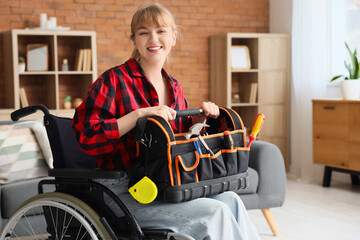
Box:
[230,46,251,70]
[26,44,49,71]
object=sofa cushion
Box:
[0,121,49,184]
[1,177,54,218]
[235,167,258,195]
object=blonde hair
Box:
[130,3,179,62]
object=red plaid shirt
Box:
[72,58,190,170]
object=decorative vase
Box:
[341,79,360,100]
[18,63,25,72]
[64,101,71,109]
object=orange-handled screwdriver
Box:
[247,114,265,148]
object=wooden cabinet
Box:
[210,33,290,168]
[2,29,97,120]
[313,99,360,186]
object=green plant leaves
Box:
[345,42,359,79]
[331,42,360,81]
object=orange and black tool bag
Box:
[128,107,249,203]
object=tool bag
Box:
[128,107,249,203]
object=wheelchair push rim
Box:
[1,192,111,240]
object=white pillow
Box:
[31,122,54,169]
[0,121,49,184]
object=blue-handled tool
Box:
[198,135,214,156]
[193,141,203,155]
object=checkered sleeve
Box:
[72,70,121,157]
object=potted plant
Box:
[18,56,26,72]
[330,42,360,100]
[63,95,71,109]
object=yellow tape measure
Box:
[128,176,158,204]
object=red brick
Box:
[63,3,84,10]
[64,17,85,24]
[55,10,76,17]
[104,4,124,11]
[11,7,33,14]
[85,4,104,11]
[0,7,10,15]
[0,0,20,7]
[74,0,95,3]
[97,11,117,18]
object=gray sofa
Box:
[237,140,287,236]
[0,120,286,236]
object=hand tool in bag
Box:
[184,122,209,140]
[193,140,203,155]
[184,121,214,155]
[247,113,265,148]
[198,135,215,156]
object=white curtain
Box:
[290,0,332,181]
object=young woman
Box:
[72,4,260,240]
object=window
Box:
[330,0,360,77]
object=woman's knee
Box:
[209,191,247,220]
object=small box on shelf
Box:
[232,93,241,103]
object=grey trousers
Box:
[97,175,260,240]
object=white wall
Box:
[270,0,293,34]
[270,0,351,184]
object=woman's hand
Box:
[199,101,219,119]
[117,106,176,137]
[192,101,219,124]
[138,105,177,122]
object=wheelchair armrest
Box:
[48,168,124,179]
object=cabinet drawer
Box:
[349,143,360,171]
[313,124,349,167]
[313,102,348,125]
[349,104,360,142]
[313,138,349,167]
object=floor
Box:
[248,178,360,240]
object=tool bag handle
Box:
[176,108,203,118]
[134,109,203,141]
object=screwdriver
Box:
[247,113,265,148]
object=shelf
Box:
[58,71,93,75]
[2,29,97,114]
[20,71,56,75]
[231,103,258,107]
[231,69,259,73]
[210,32,290,169]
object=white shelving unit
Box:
[210,33,290,168]
[2,29,97,119]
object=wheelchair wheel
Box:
[1,192,112,240]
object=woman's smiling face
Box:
[133,24,177,65]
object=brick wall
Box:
[0,0,269,108]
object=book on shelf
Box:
[74,48,92,71]
[82,49,87,71]
[74,49,84,71]
[244,82,258,103]
[19,88,29,107]
[85,49,92,71]
[243,84,251,103]
[249,82,258,103]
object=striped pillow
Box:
[0,121,49,184]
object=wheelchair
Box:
[0,105,194,240]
